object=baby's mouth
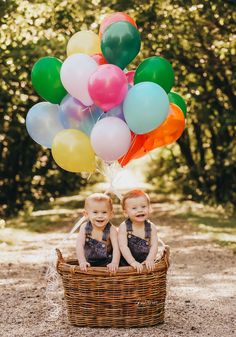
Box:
[136,214,145,218]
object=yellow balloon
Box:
[67,30,101,56]
[52,129,96,173]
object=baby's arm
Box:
[76,224,90,271]
[144,223,158,271]
[118,222,143,273]
[107,226,120,273]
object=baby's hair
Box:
[121,189,150,209]
[84,193,113,210]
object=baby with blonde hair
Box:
[76,193,120,273]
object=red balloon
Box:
[144,103,185,150]
[91,53,108,65]
[118,132,147,166]
[99,12,137,37]
[125,70,135,86]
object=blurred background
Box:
[0,0,235,223]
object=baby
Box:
[76,193,120,273]
[118,189,168,272]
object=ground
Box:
[0,198,236,337]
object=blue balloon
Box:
[79,105,104,136]
[26,102,64,148]
[123,82,169,134]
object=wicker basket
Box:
[56,248,169,328]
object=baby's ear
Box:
[83,209,88,217]
[149,205,153,214]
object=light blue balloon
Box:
[79,105,104,136]
[123,82,169,134]
[26,102,64,148]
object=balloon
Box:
[101,21,141,70]
[104,102,125,121]
[59,95,90,129]
[144,103,185,150]
[99,12,137,37]
[90,117,131,162]
[26,102,64,148]
[91,53,108,65]
[31,57,67,104]
[168,91,187,117]
[52,129,95,173]
[118,132,147,166]
[125,71,135,86]
[134,57,174,93]
[88,64,128,111]
[123,82,169,134]
[79,105,104,136]
[67,31,100,56]
[60,54,98,106]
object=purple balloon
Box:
[59,94,90,129]
[104,103,125,121]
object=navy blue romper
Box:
[120,218,151,266]
[84,221,113,267]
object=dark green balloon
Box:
[168,91,187,117]
[31,57,67,104]
[134,56,174,93]
[101,21,141,70]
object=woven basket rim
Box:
[56,248,169,276]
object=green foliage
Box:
[0,0,235,217]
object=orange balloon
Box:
[144,103,185,151]
[118,132,147,166]
[91,53,108,65]
[99,12,137,37]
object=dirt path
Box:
[1,208,235,337]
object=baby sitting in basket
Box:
[76,190,169,273]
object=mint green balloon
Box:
[168,91,187,117]
[134,56,174,93]
[31,57,67,104]
[101,21,141,70]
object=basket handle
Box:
[55,248,65,270]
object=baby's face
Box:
[84,200,113,229]
[124,195,150,223]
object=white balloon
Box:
[60,54,98,106]
[26,102,64,148]
[90,117,131,162]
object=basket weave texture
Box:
[56,249,169,328]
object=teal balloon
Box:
[134,56,174,93]
[101,21,141,70]
[31,57,67,104]
[123,82,169,134]
[168,91,187,117]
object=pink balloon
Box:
[90,117,131,161]
[88,64,128,111]
[125,71,135,86]
[60,54,98,106]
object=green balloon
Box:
[168,91,187,117]
[31,57,67,104]
[134,56,174,93]
[101,21,141,70]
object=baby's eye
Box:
[142,206,146,208]
[102,211,107,214]
[93,211,98,214]
[132,207,136,210]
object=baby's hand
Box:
[131,261,143,273]
[144,259,155,272]
[79,261,90,272]
[107,262,119,274]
